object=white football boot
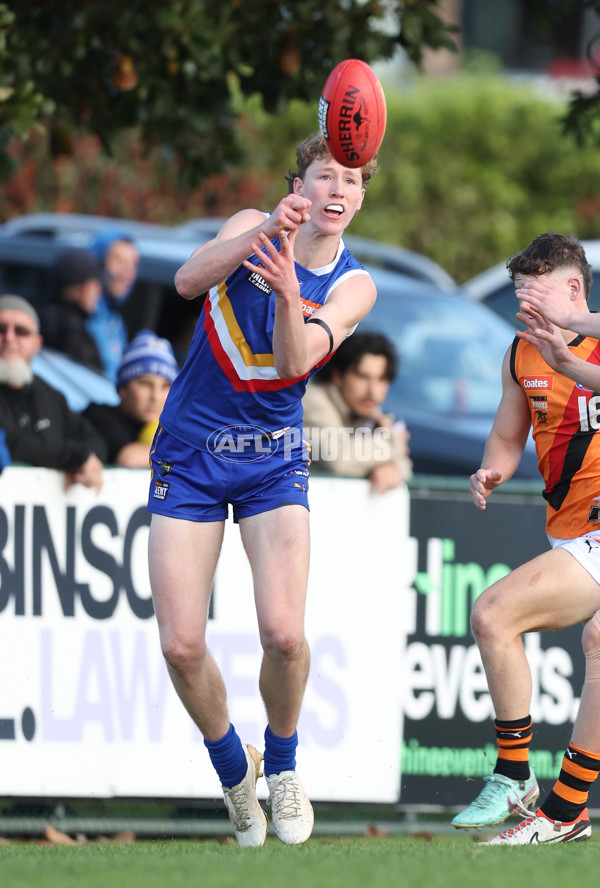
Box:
[222,745,268,847]
[483,806,591,845]
[265,770,314,845]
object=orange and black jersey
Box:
[511,334,600,539]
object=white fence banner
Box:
[0,467,408,803]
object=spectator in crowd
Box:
[84,329,178,467]
[39,248,104,371]
[0,294,107,490]
[87,229,140,382]
[302,331,412,493]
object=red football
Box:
[318,59,387,168]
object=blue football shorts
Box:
[147,425,310,523]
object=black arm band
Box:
[307,317,334,355]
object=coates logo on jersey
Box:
[300,298,322,318]
[521,375,554,390]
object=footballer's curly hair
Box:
[284,132,379,192]
[507,232,593,300]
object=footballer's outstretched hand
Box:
[515,307,571,373]
[469,467,503,510]
[243,229,300,302]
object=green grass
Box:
[1,834,599,888]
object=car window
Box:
[364,277,514,419]
[478,282,517,324]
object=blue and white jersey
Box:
[160,237,369,449]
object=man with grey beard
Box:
[0,294,107,490]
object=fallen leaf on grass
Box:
[365,824,390,838]
[44,825,81,845]
[110,831,136,843]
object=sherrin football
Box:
[318,59,387,168]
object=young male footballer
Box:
[453,233,600,844]
[146,133,378,846]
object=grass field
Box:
[1,833,599,888]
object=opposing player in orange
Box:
[452,232,600,844]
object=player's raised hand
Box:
[469,467,503,510]
[263,195,311,239]
[515,279,573,329]
[242,229,300,300]
[515,308,571,372]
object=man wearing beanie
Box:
[0,294,107,490]
[39,248,104,372]
[84,329,178,467]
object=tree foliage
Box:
[0,0,457,183]
[3,0,600,186]
[531,0,600,146]
[6,74,600,282]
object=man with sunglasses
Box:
[0,294,108,490]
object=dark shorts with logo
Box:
[147,425,310,523]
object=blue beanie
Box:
[116,329,179,389]
[88,228,136,262]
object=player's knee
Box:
[260,626,306,661]
[582,609,600,656]
[582,611,600,684]
[469,594,501,646]
[161,634,207,673]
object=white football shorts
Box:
[549,531,600,586]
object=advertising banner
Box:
[0,468,408,804]
[400,484,586,809]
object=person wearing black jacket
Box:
[39,248,105,373]
[0,294,107,490]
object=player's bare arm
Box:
[175,196,311,299]
[470,347,531,510]
[307,274,377,362]
[275,270,376,379]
